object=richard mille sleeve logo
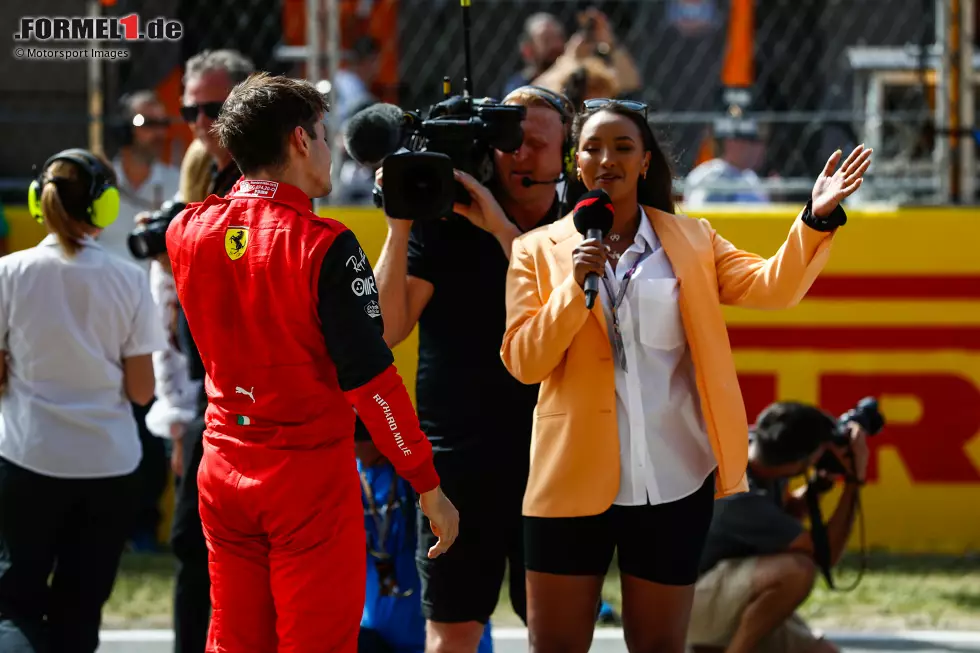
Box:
[373,394,412,456]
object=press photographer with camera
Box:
[368,83,575,653]
[687,400,882,653]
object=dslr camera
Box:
[814,396,886,476]
[127,200,186,260]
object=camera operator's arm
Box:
[374,220,433,348]
[373,171,435,348]
[453,170,521,260]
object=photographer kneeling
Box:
[687,401,871,653]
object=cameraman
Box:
[687,402,870,653]
[373,85,574,653]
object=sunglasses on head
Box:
[583,98,649,119]
[180,102,223,123]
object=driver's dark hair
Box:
[214,72,328,175]
[571,103,675,215]
[752,401,838,467]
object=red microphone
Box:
[572,189,615,310]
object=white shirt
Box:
[598,210,718,506]
[0,235,169,478]
[100,156,181,266]
[143,261,202,439]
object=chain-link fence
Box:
[386,0,977,205]
[1,0,976,205]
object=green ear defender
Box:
[28,148,120,229]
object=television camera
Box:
[343,0,527,221]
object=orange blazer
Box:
[501,205,836,518]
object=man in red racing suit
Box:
[166,73,459,652]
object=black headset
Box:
[504,85,577,182]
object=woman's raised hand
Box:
[811,144,873,217]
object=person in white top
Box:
[0,149,167,653]
[683,114,770,208]
[143,253,202,448]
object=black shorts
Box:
[416,451,527,624]
[524,473,715,586]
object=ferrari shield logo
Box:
[224,227,249,261]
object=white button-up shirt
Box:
[598,210,717,506]
[0,235,169,478]
[143,260,202,439]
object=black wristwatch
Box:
[801,198,847,232]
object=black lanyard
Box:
[600,249,651,373]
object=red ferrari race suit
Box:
[167,179,439,653]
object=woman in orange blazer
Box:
[500,99,872,653]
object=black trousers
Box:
[131,400,169,543]
[0,456,137,653]
[170,417,211,653]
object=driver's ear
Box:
[293,125,310,155]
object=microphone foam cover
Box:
[572,188,615,237]
[342,103,405,167]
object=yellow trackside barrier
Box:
[6,202,979,553]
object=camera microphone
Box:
[572,188,615,310]
[521,175,562,187]
[343,103,410,167]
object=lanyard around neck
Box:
[600,246,652,373]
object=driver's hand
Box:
[419,486,459,558]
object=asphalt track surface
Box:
[96,629,980,653]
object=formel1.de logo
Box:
[14,15,183,42]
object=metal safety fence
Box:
[0,0,976,206]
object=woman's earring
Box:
[577,168,582,180]
[643,169,648,179]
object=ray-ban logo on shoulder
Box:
[14,15,183,42]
